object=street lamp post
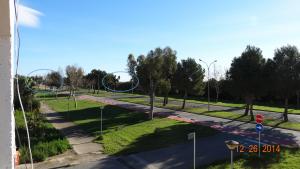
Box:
[199,59,217,111]
[225,140,239,169]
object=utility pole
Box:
[0,0,16,168]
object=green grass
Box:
[169,98,300,114]
[79,88,143,98]
[44,97,217,155]
[203,148,300,169]
[99,118,217,155]
[15,110,70,163]
[117,98,300,131]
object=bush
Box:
[31,99,41,111]
[15,110,70,163]
[20,139,70,163]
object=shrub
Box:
[15,110,70,163]
[19,139,70,163]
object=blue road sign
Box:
[256,123,263,132]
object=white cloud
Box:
[17,4,43,28]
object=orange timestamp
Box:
[237,144,280,153]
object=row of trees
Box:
[227,45,300,121]
[127,47,206,119]
[27,44,300,122]
[127,45,300,121]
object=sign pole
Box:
[188,132,196,169]
[256,114,264,158]
[194,132,196,169]
[259,131,261,158]
[231,150,233,169]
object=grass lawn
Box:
[203,148,300,169]
[117,98,300,131]
[15,110,70,163]
[79,88,143,98]
[44,97,217,155]
[169,98,300,114]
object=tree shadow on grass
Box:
[112,122,218,156]
[47,105,149,136]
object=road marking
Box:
[244,138,268,145]
[129,154,158,169]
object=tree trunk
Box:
[283,97,288,121]
[297,91,299,109]
[182,90,187,109]
[166,93,169,105]
[249,99,254,121]
[73,90,77,109]
[131,81,133,94]
[69,89,72,98]
[149,91,154,120]
[244,97,249,116]
[97,77,100,94]
[163,96,166,106]
[93,85,96,94]
[216,91,219,102]
[149,79,154,120]
[163,93,169,106]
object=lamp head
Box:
[225,140,239,150]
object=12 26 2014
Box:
[237,144,280,153]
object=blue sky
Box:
[18,0,300,79]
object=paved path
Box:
[97,92,300,122]
[79,95,300,148]
[41,103,103,155]
[166,98,300,122]
[123,96,300,122]
[17,104,129,169]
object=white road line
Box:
[129,154,158,169]
[244,138,269,145]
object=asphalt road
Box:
[62,157,128,169]
[61,132,279,169]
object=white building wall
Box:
[0,0,16,168]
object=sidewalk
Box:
[79,95,300,148]
[18,104,122,169]
[41,103,103,155]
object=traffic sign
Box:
[256,123,263,132]
[256,114,264,123]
